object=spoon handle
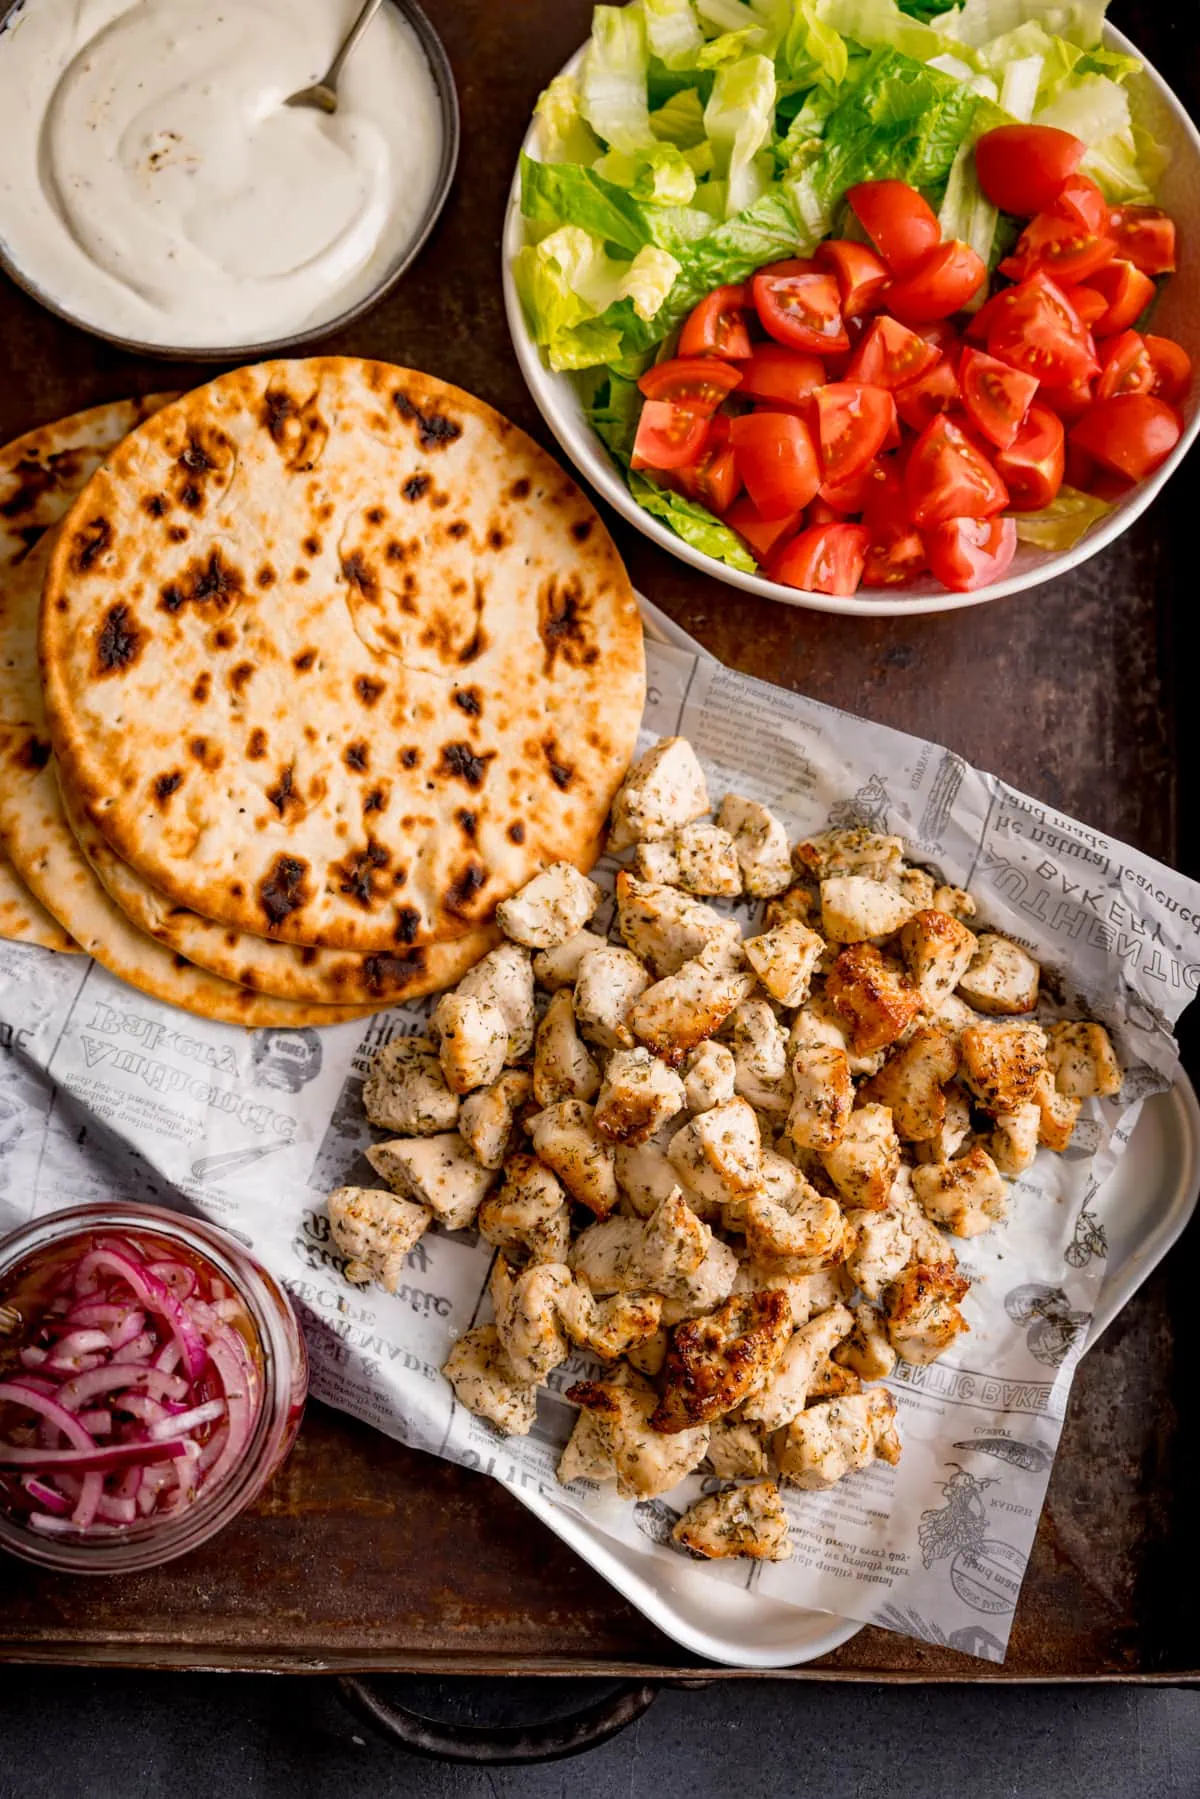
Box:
[323,0,385,88]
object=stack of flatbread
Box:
[0,361,645,1028]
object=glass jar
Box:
[0,1201,307,1574]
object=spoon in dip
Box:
[286,0,384,113]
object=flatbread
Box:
[0,727,376,1029]
[40,359,645,951]
[0,846,77,953]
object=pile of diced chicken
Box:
[328,738,1122,1566]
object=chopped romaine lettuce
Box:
[704,54,778,213]
[630,473,760,569]
[535,74,603,165]
[1012,487,1114,549]
[580,5,655,152]
[649,87,710,145]
[594,143,700,203]
[643,0,707,68]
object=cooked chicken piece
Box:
[556,1282,663,1361]
[456,942,536,1062]
[821,1104,900,1211]
[366,1133,497,1230]
[567,1377,710,1497]
[477,1154,571,1266]
[570,1189,708,1293]
[884,1261,970,1364]
[826,943,922,1055]
[615,871,742,978]
[845,1174,950,1300]
[807,1357,863,1401]
[706,1420,770,1478]
[1046,1021,1122,1099]
[912,1146,1008,1237]
[1033,1068,1082,1152]
[533,988,601,1107]
[614,1131,682,1218]
[985,1103,1041,1177]
[490,1257,572,1383]
[443,1324,539,1436]
[775,1388,902,1489]
[793,829,904,883]
[458,1070,533,1169]
[573,945,653,1050]
[744,919,824,1007]
[912,1083,973,1164]
[733,1264,854,1327]
[557,1404,617,1485]
[821,876,916,943]
[683,1040,737,1113]
[362,1036,460,1135]
[329,1186,432,1293]
[532,928,610,991]
[653,1289,793,1432]
[743,1303,855,1431]
[743,1166,846,1269]
[667,1098,763,1214]
[630,942,754,1061]
[495,861,601,950]
[832,1304,897,1381]
[764,884,816,930]
[633,820,742,897]
[595,1048,686,1145]
[959,1020,1048,1112]
[789,995,884,1078]
[934,885,977,920]
[729,997,794,1113]
[673,1480,793,1562]
[899,909,979,1007]
[717,794,793,898]
[660,1238,742,1324]
[859,1027,959,1143]
[896,866,936,909]
[608,736,711,851]
[787,1042,853,1151]
[527,1100,618,1218]
[431,993,510,1095]
[957,932,1040,1015]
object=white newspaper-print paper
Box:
[2,627,1198,1663]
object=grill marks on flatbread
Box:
[40,360,645,953]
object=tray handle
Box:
[336,1674,660,1765]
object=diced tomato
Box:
[926,516,1018,592]
[736,344,825,409]
[861,467,925,585]
[987,272,1099,386]
[1108,206,1176,275]
[729,411,821,516]
[1143,335,1193,406]
[806,496,844,526]
[845,315,940,390]
[885,240,988,324]
[959,348,1040,451]
[1094,331,1154,402]
[725,496,804,562]
[631,401,710,471]
[814,384,896,486]
[906,415,1009,528]
[769,522,870,596]
[820,454,889,515]
[1070,393,1182,481]
[915,319,963,357]
[675,416,742,514]
[637,356,743,415]
[1051,176,1110,236]
[863,531,927,586]
[994,402,1065,510]
[1063,284,1108,328]
[1039,375,1094,425]
[846,181,940,274]
[1080,259,1156,335]
[999,213,1116,285]
[894,357,960,432]
[752,262,849,355]
[678,284,754,359]
[815,239,890,318]
[1064,441,1097,491]
[964,288,1014,346]
[974,125,1086,217]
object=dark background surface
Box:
[2,0,1200,1786]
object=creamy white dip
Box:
[0,0,446,347]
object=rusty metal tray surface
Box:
[1,0,1197,1683]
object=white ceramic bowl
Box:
[502,24,1200,616]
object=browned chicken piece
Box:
[456,943,536,1062]
[667,1097,763,1211]
[490,1257,573,1383]
[555,1284,664,1362]
[933,885,977,920]
[806,1357,863,1402]
[566,1378,710,1497]
[912,1146,1008,1237]
[362,1036,460,1135]
[957,932,1041,1015]
[786,1042,854,1151]
[884,1261,970,1365]
[570,1191,712,1293]
[790,994,885,1078]
[730,998,794,1113]
[366,1133,497,1230]
[459,1069,534,1169]
[532,928,609,990]
[594,1048,686,1145]
[1046,1021,1122,1099]
[608,737,711,851]
[985,1103,1041,1176]
[432,992,510,1095]
[743,1167,847,1271]
[742,1302,855,1431]
[443,1324,539,1436]
[573,946,654,1051]
[652,1288,794,1432]
[328,1186,432,1293]
[826,943,923,1054]
[477,1154,571,1265]
[633,821,742,897]
[683,1040,737,1113]
[614,1133,682,1218]
[859,1027,960,1142]
[527,1100,619,1218]
[793,829,904,883]
[899,909,978,1007]
[912,1083,972,1165]
[659,1240,743,1324]
[896,866,936,909]
[764,884,816,930]
[615,871,742,978]
[533,988,601,1107]
[743,919,824,1007]
[626,1326,670,1377]
[706,1419,770,1478]
[733,1264,855,1327]
[673,1480,793,1562]
[832,1303,897,1381]
[717,794,794,898]
[845,1171,951,1299]
[496,862,601,950]
[820,875,916,944]
[630,943,754,1061]
[557,1404,617,1485]
[775,1388,902,1489]
[1033,1068,1082,1152]
[959,1020,1048,1112]
[820,1103,901,1210]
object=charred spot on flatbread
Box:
[452,687,481,718]
[334,840,391,908]
[94,604,145,676]
[258,854,312,926]
[344,741,369,772]
[542,736,575,791]
[402,474,430,502]
[154,771,183,803]
[444,858,487,917]
[355,674,385,708]
[261,385,329,472]
[71,516,113,574]
[159,546,244,617]
[392,389,463,451]
[437,742,494,790]
[246,728,268,761]
[341,552,377,598]
[538,574,598,675]
[167,427,235,513]
[0,451,83,519]
[14,734,52,772]
[361,948,426,995]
